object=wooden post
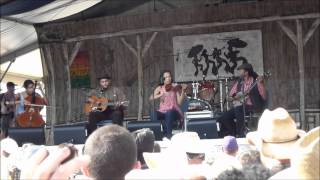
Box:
[62,44,72,123]
[121,32,158,120]
[42,46,56,145]
[296,19,305,130]
[278,18,320,130]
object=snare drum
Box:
[198,81,215,101]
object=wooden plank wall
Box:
[36,0,320,124]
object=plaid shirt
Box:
[229,77,266,105]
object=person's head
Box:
[237,150,261,168]
[216,167,246,180]
[186,152,205,165]
[23,80,35,94]
[237,63,254,78]
[97,74,111,89]
[83,125,137,180]
[153,142,161,153]
[6,82,15,93]
[222,136,238,156]
[132,128,155,165]
[242,163,272,180]
[162,70,173,85]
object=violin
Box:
[164,83,189,93]
[16,81,46,128]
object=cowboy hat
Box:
[246,107,305,160]
[269,127,320,179]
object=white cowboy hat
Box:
[270,126,320,179]
[246,107,305,160]
[143,132,203,169]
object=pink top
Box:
[158,86,184,121]
[229,77,266,105]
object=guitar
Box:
[84,96,129,114]
[231,71,271,107]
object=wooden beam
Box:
[277,21,297,45]
[69,42,83,66]
[120,38,138,57]
[296,19,306,130]
[65,13,320,42]
[303,18,320,46]
[142,32,158,58]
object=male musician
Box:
[218,63,266,137]
[149,70,186,139]
[0,82,16,137]
[87,74,126,134]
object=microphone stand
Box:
[241,79,246,137]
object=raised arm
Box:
[149,86,163,101]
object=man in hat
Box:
[218,63,266,137]
[0,82,17,137]
[86,74,126,134]
[246,107,306,173]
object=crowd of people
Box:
[0,108,319,180]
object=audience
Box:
[270,126,320,179]
[216,167,246,180]
[242,163,272,180]
[83,125,138,180]
[0,107,318,180]
[222,136,238,157]
[246,107,305,173]
[237,150,261,168]
[132,128,155,169]
[213,136,240,168]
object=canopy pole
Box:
[0,59,15,88]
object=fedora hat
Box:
[96,74,111,80]
[246,107,305,160]
[270,127,320,179]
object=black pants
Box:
[0,112,14,137]
[87,108,124,135]
[218,105,253,138]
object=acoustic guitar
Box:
[84,96,129,114]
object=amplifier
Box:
[184,110,213,130]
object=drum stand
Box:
[225,78,230,111]
[192,82,200,99]
[219,79,224,112]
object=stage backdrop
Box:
[173,30,264,82]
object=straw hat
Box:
[270,127,320,179]
[143,132,203,169]
[246,107,305,159]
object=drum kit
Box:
[183,77,236,113]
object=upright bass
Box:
[16,81,46,127]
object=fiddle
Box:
[16,81,46,128]
[165,83,188,93]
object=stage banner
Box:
[70,51,91,88]
[173,30,263,82]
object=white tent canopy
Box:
[0,0,102,64]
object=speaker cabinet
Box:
[187,118,218,139]
[8,127,45,146]
[53,125,87,145]
[127,121,163,141]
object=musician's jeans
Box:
[156,110,179,139]
[0,112,14,137]
[87,108,124,135]
[218,105,252,138]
